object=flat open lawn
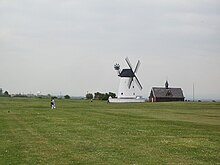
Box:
[0,97,219,164]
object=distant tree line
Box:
[0,88,73,99]
[0,87,116,101]
[86,92,116,100]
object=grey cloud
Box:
[0,0,220,99]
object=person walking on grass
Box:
[51,97,56,110]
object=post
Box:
[193,83,195,102]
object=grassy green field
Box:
[0,97,219,165]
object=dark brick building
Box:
[149,81,185,102]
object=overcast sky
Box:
[0,0,220,100]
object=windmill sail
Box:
[128,77,133,89]
[125,57,133,70]
[125,57,143,90]
[134,76,143,90]
[134,60,140,73]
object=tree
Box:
[94,92,116,100]
[0,88,3,96]
[108,92,116,98]
[4,91,10,97]
[0,89,10,97]
[94,92,104,100]
[102,93,109,100]
[64,95,70,99]
[86,93,93,99]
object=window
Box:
[166,90,172,96]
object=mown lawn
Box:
[0,97,219,164]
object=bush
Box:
[94,92,116,100]
[86,93,93,99]
[64,95,70,99]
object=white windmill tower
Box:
[110,57,145,102]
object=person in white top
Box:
[51,97,56,110]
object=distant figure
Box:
[51,97,56,110]
[107,96,111,104]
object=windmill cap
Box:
[119,69,135,77]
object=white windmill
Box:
[109,57,145,103]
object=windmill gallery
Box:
[108,57,185,103]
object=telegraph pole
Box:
[193,83,195,102]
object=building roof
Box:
[151,87,184,98]
[119,69,135,77]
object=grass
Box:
[0,97,219,164]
